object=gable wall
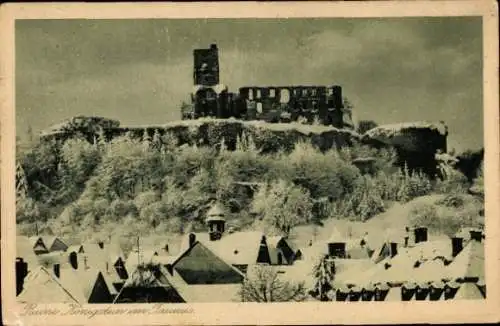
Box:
[174,243,244,284]
[50,239,68,252]
[88,273,113,304]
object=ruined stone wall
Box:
[188,44,346,128]
[237,85,343,127]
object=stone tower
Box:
[193,43,220,86]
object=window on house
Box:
[248,89,254,100]
[256,89,261,99]
[269,89,276,98]
[53,264,60,278]
[115,261,129,280]
[311,89,317,96]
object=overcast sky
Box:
[16,17,483,152]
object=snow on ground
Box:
[287,193,483,249]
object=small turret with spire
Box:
[206,201,226,241]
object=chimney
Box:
[188,233,196,247]
[16,258,28,296]
[451,237,463,257]
[53,264,60,278]
[469,230,482,242]
[414,227,428,244]
[390,243,398,258]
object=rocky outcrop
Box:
[43,117,361,153]
[41,117,448,177]
[455,148,484,182]
[361,121,448,177]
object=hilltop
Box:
[17,117,483,254]
[40,117,450,176]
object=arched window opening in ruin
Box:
[206,89,216,101]
[256,102,263,114]
[280,89,290,104]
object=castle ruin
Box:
[184,44,350,128]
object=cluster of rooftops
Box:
[16,202,485,304]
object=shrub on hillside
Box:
[16,197,41,223]
[470,162,484,197]
[171,144,217,187]
[139,201,167,228]
[106,199,138,222]
[434,168,470,194]
[334,175,385,221]
[409,198,483,237]
[18,138,61,202]
[94,135,166,199]
[218,136,274,183]
[247,127,298,153]
[436,194,465,208]
[58,138,102,203]
[251,179,313,236]
[283,141,360,200]
[161,178,188,216]
[397,168,433,202]
[160,132,180,152]
[373,166,432,203]
[94,198,110,216]
[155,217,184,234]
[134,191,160,211]
[408,202,441,230]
